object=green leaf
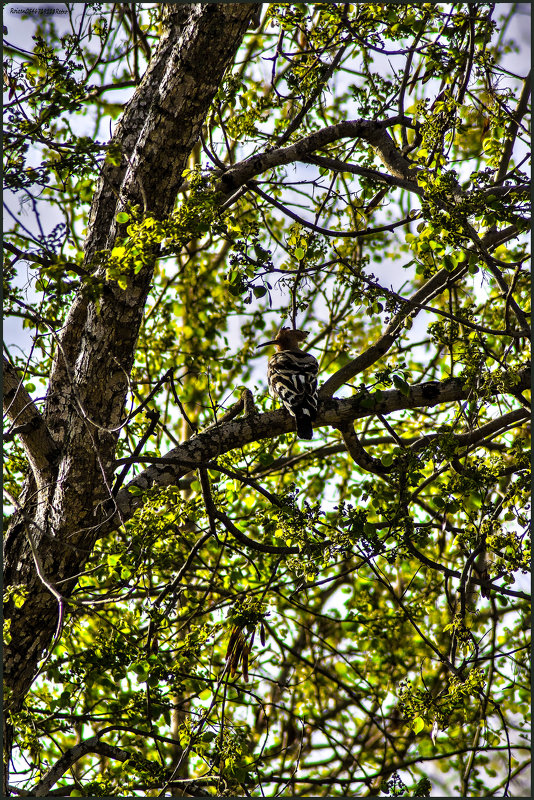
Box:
[413,717,425,734]
[392,375,410,396]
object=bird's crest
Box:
[256,327,310,351]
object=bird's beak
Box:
[256,339,277,349]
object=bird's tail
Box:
[295,412,314,439]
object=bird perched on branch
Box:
[257,327,319,439]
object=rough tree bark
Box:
[3,4,257,794]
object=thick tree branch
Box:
[3,356,58,477]
[216,115,417,199]
[479,224,522,250]
[111,365,530,526]
[325,406,528,477]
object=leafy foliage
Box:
[4,3,530,797]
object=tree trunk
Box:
[3,5,256,795]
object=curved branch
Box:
[214,508,300,555]
[248,181,412,238]
[216,115,417,199]
[338,420,392,474]
[340,407,528,478]
[33,737,130,797]
[302,153,422,194]
[410,408,529,453]
[464,222,530,335]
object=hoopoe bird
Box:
[257,327,319,439]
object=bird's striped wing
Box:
[267,351,319,420]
